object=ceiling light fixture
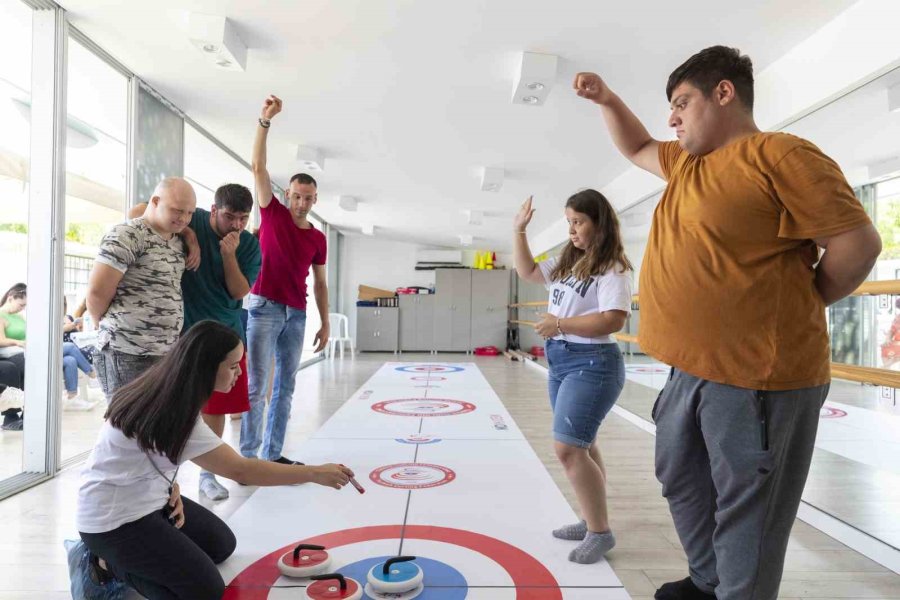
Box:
[361,224,375,236]
[296,145,325,171]
[480,167,504,193]
[511,51,558,106]
[338,196,358,212]
[465,210,483,225]
[889,83,900,113]
[459,234,473,246]
[188,13,247,72]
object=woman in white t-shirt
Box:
[67,320,354,600]
[513,189,633,564]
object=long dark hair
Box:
[549,189,632,282]
[105,321,242,462]
[1,283,27,306]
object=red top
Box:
[251,196,327,310]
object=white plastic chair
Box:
[327,313,353,359]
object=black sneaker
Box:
[272,456,304,465]
[655,577,716,599]
[1,408,23,431]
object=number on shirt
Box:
[552,289,565,306]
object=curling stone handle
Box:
[383,556,416,574]
[292,543,326,560]
[310,573,347,590]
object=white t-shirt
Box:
[76,418,223,534]
[538,257,633,344]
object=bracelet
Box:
[258,117,271,128]
[515,231,527,234]
[556,318,563,335]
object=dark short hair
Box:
[1,283,26,306]
[106,321,242,462]
[214,183,253,213]
[289,173,318,188]
[666,46,754,110]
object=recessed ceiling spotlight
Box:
[188,14,247,71]
[511,52,558,105]
[202,43,218,53]
[216,59,231,67]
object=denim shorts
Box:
[546,339,625,448]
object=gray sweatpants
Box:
[653,368,828,600]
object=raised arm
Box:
[252,95,282,208]
[513,196,545,285]
[573,72,664,179]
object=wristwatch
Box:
[259,117,271,128]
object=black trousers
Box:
[80,496,236,600]
[0,354,25,391]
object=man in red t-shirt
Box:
[239,95,330,465]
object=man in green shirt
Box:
[180,184,261,499]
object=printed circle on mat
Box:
[395,434,443,445]
[372,399,476,417]
[410,375,448,382]
[395,364,465,374]
[370,463,456,489]
[224,525,563,600]
[820,405,848,419]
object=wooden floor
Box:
[0,353,898,599]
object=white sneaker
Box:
[64,397,97,411]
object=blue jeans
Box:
[63,341,94,393]
[240,294,307,460]
[546,339,625,448]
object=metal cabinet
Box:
[433,269,472,352]
[470,270,511,349]
[399,295,435,352]
[356,307,399,352]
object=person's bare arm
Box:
[252,95,282,209]
[814,224,882,306]
[513,196,545,285]
[533,310,628,339]
[86,263,125,325]
[220,232,251,299]
[192,443,353,488]
[573,72,663,179]
[311,263,330,352]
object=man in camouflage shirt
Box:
[86,177,197,399]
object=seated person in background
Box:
[63,297,99,411]
[0,283,27,394]
[66,320,353,600]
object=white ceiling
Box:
[59,0,856,251]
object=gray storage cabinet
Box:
[433,269,472,352]
[399,295,435,351]
[356,307,399,352]
[470,270,511,349]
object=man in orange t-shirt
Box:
[574,47,881,600]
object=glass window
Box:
[61,34,129,462]
[0,0,32,481]
[184,124,254,213]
